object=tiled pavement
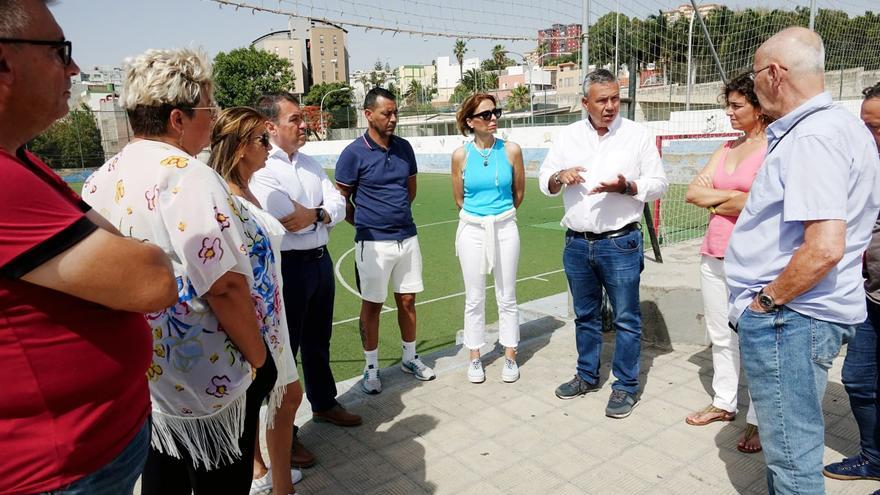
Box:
[286,293,877,495]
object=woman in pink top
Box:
[684,73,771,454]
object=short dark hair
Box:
[722,72,760,108]
[0,0,54,37]
[364,87,396,110]
[456,93,497,136]
[255,92,300,122]
[864,81,880,100]
[720,71,773,125]
[127,104,196,137]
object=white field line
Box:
[331,267,565,326]
[332,218,461,305]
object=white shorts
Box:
[355,236,424,303]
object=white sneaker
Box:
[291,468,303,484]
[249,468,303,495]
[249,470,271,495]
[501,358,520,383]
[250,468,302,495]
[467,358,485,383]
[401,355,436,381]
[362,364,382,394]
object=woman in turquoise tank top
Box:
[451,93,525,384]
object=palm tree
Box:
[454,39,468,81]
[492,44,507,68]
[507,85,530,111]
[462,68,483,93]
[403,80,424,107]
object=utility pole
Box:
[581,0,590,119]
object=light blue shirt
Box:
[725,92,880,326]
[462,139,514,216]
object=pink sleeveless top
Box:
[700,140,767,257]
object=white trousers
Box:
[701,255,757,424]
[456,213,520,350]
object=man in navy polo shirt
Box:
[336,87,435,394]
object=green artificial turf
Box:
[69,174,700,381]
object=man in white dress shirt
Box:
[539,69,667,419]
[251,93,362,468]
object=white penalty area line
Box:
[330,267,565,327]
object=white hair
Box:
[121,48,212,110]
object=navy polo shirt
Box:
[335,133,418,241]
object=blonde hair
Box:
[122,48,213,136]
[208,107,265,188]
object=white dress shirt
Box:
[539,116,668,233]
[250,145,346,251]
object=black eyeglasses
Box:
[471,108,502,121]
[749,64,788,81]
[255,132,270,147]
[0,38,72,66]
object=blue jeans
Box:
[41,418,150,495]
[841,298,880,466]
[562,229,644,394]
[738,306,855,495]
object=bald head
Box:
[757,27,825,76]
[751,27,826,119]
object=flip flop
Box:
[686,404,736,426]
[737,423,762,453]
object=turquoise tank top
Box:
[462,138,514,216]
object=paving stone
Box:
[134,292,865,495]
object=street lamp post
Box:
[505,50,571,126]
[319,85,351,141]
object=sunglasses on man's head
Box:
[471,108,502,121]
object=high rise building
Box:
[252,18,350,96]
[537,23,582,56]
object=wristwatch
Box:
[553,171,563,186]
[315,208,325,224]
[757,287,779,311]
[623,180,635,196]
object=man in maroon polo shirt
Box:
[0,1,178,494]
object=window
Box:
[274,47,279,54]
[320,35,324,43]
[321,71,326,80]
[333,48,338,57]
[320,47,324,56]
[333,35,337,44]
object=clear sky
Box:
[50,0,867,73]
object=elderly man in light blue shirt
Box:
[725,28,880,495]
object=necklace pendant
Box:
[483,158,489,167]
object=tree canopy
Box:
[29,104,105,169]
[303,82,352,110]
[213,47,295,108]
[585,7,880,84]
